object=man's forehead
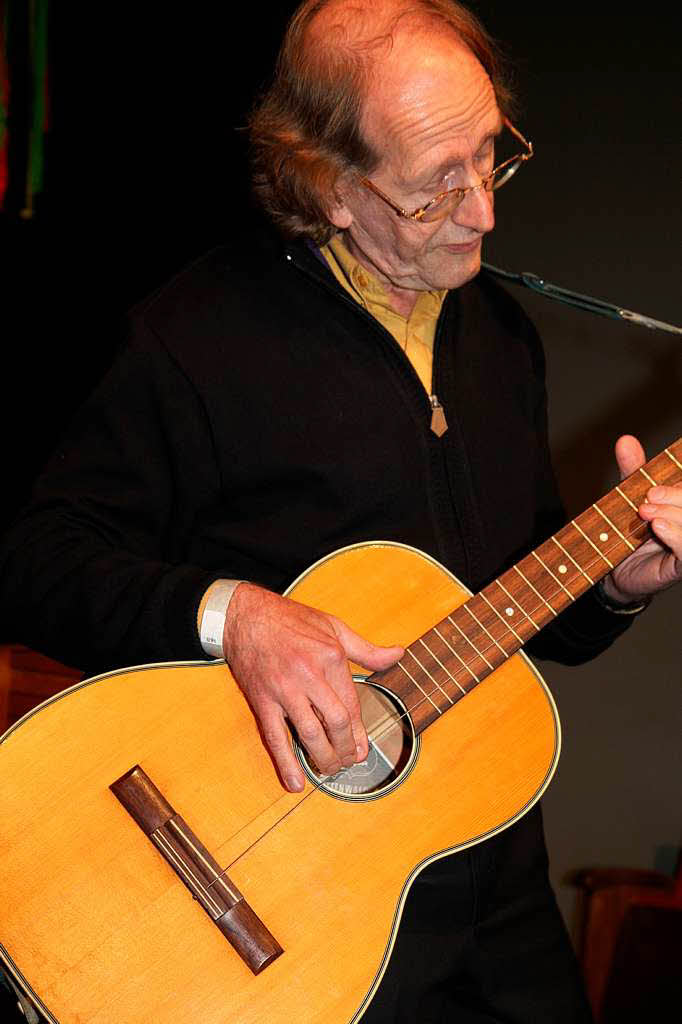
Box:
[362,28,499,175]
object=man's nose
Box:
[451,182,495,235]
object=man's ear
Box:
[329,202,353,229]
[328,177,353,229]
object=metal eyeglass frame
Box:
[358,117,533,223]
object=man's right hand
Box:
[222,583,403,793]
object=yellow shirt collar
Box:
[320,234,446,395]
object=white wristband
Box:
[199,580,243,659]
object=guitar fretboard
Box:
[373,440,682,733]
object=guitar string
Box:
[315,462,675,754]
[350,511,650,749]
[361,514,653,751]
[366,514,650,744]
[223,772,330,875]
[413,448,682,691]
[302,510,651,762]
[223,468,676,873]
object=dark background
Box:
[2,3,680,523]
[1,2,680,933]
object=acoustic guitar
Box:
[1,440,680,1023]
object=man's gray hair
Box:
[249,0,515,243]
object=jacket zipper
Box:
[429,394,448,437]
[285,245,472,581]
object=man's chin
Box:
[434,246,482,290]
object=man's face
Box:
[331,29,501,296]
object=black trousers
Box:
[364,806,594,1023]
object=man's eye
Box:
[475,146,494,169]
[440,171,459,191]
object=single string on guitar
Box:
[363,514,653,751]
[222,753,348,876]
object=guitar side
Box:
[0,541,559,1024]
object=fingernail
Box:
[286,776,304,792]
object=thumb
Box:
[331,618,404,671]
[615,434,646,481]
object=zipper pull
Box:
[429,394,448,437]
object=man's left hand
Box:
[601,434,682,605]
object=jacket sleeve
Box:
[0,322,226,674]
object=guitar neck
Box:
[375,439,682,733]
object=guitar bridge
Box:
[110,765,283,974]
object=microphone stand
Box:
[482,263,682,337]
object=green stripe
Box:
[24,0,48,215]
[0,1,10,208]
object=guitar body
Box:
[0,542,560,1024]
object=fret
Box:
[571,498,648,574]
[598,487,647,537]
[638,467,658,487]
[550,536,594,585]
[592,503,635,551]
[650,444,682,486]
[512,563,560,619]
[666,447,682,471]
[447,613,495,672]
[614,472,652,518]
[478,590,525,646]
[425,625,481,692]
[493,576,542,632]
[462,601,513,658]
[531,550,576,602]
[405,645,455,706]
[615,485,638,512]
[397,660,443,713]
[616,474,648,505]
[376,663,431,721]
[378,661,442,733]
[418,636,466,696]
[536,536,594,600]
[404,699,440,734]
[466,591,527,651]
[569,518,614,570]
[433,626,480,685]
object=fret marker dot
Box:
[558,565,567,574]
[505,607,514,617]
[599,532,609,542]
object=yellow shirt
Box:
[320,235,446,395]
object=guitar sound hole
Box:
[295,679,418,801]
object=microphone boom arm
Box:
[482,263,682,337]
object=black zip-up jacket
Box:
[0,233,631,674]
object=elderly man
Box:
[1,1,680,1021]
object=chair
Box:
[0,644,82,734]
[570,857,682,1022]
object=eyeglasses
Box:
[359,118,533,223]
